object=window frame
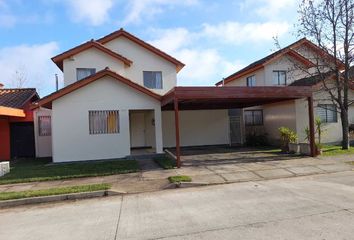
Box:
[317,104,337,123]
[38,116,51,136]
[244,110,263,126]
[273,70,287,85]
[76,68,96,81]
[88,110,120,135]
[246,75,256,87]
[143,71,163,89]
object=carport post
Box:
[308,96,316,157]
[174,97,181,168]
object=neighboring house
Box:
[216,38,354,145]
[0,86,39,160]
[33,29,346,163]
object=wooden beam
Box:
[308,96,316,157]
[174,97,181,168]
[0,106,25,117]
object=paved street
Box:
[1,170,354,240]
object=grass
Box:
[168,175,192,183]
[321,145,354,156]
[153,156,176,169]
[0,158,139,185]
[0,183,111,201]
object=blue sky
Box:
[0,0,299,96]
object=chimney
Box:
[0,83,4,89]
[55,74,59,91]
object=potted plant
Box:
[300,126,312,155]
[279,127,297,153]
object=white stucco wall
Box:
[225,68,265,86]
[262,100,297,142]
[63,48,126,86]
[103,36,177,95]
[33,108,52,158]
[162,110,229,147]
[52,76,162,162]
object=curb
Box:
[0,190,123,209]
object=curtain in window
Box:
[77,68,96,81]
[89,110,119,134]
[38,116,51,136]
[155,72,162,89]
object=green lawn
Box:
[0,158,139,185]
[153,156,176,169]
[322,145,354,156]
[168,175,192,183]
[0,183,111,201]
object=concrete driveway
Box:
[1,170,354,240]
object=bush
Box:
[279,127,297,152]
[245,131,269,147]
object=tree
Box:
[296,0,354,149]
[11,64,27,88]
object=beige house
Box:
[216,38,354,145]
[32,29,352,163]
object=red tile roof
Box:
[0,88,39,109]
[33,68,161,109]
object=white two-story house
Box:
[216,38,354,145]
[33,29,352,163]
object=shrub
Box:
[279,127,297,152]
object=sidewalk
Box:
[0,155,353,194]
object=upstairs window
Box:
[77,68,96,81]
[244,110,263,126]
[317,104,337,123]
[273,70,287,85]
[143,71,163,89]
[246,75,256,87]
[89,110,119,134]
[38,116,51,136]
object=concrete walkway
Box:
[0,155,353,194]
[2,171,354,240]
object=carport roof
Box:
[161,86,313,110]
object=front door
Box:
[229,116,243,146]
[10,122,35,158]
[130,112,146,148]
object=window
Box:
[246,75,256,87]
[244,110,263,126]
[89,110,119,134]
[273,70,287,85]
[38,116,51,136]
[143,71,162,89]
[317,104,337,123]
[77,68,96,81]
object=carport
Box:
[161,86,316,168]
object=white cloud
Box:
[0,42,61,96]
[66,0,114,26]
[202,21,289,45]
[147,27,244,86]
[239,0,297,20]
[122,0,199,25]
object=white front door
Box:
[130,112,146,148]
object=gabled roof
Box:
[216,38,343,86]
[97,28,185,72]
[0,88,39,108]
[32,68,162,109]
[289,71,334,87]
[52,40,133,71]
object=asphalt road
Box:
[1,171,354,240]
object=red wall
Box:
[0,117,10,160]
[0,103,35,160]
